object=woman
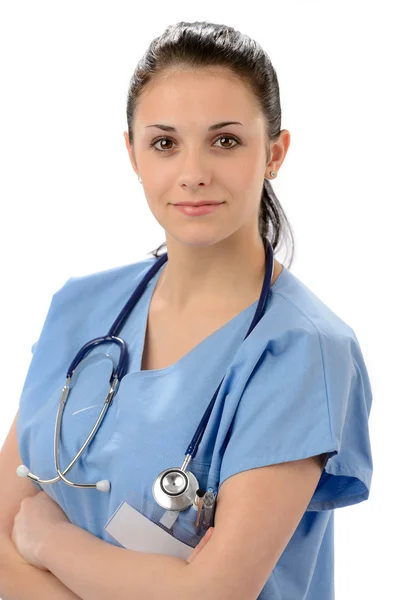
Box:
[0,20,373,600]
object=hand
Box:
[186,526,214,564]
[12,491,70,571]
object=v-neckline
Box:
[135,260,286,376]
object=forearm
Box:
[0,534,82,600]
[37,522,202,600]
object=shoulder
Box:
[53,255,158,306]
[29,255,159,361]
[242,267,359,379]
[270,266,355,339]
[275,269,368,383]
[231,266,369,423]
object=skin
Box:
[11,491,212,569]
[11,67,290,572]
[123,67,291,314]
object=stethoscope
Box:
[17,238,274,513]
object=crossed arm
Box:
[31,453,326,600]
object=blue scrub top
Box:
[16,255,373,600]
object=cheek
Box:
[228,176,263,221]
[233,156,264,187]
[225,155,263,192]
[143,178,174,208]
[141,187,168,222]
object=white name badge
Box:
[105,500,193,561]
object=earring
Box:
[138,175,142,183]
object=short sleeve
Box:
[219,327,373,512]
[26,277,77,358]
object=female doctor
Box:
[0,20,373,600]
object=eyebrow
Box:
[145,121,243,132]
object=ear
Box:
[123,131,139,177]
[265,129,291,178]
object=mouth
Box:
[172,203,224,216]
[173,202,224,207]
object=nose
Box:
[176,146,213,188]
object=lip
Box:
[173,203,223,216]
[173,201,223,206]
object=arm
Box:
[0,413,82,599]
[36,454,327,600]
[0,534,82,600]
[37,523,195,600]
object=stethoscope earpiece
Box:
[16,465,30,478]
[16,463,111,493]
[96,480,111,492]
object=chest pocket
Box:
[171,503,212,547]
[105,486,213,558]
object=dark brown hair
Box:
[126,20,295,267]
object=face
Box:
[124,68,289,249]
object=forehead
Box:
[135,69,261,132]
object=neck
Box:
[154,231,274,313]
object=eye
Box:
[149,134,241,153]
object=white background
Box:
[0,1,396,597]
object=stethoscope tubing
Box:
[17,239,274,501]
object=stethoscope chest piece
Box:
[152,467,199,511]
